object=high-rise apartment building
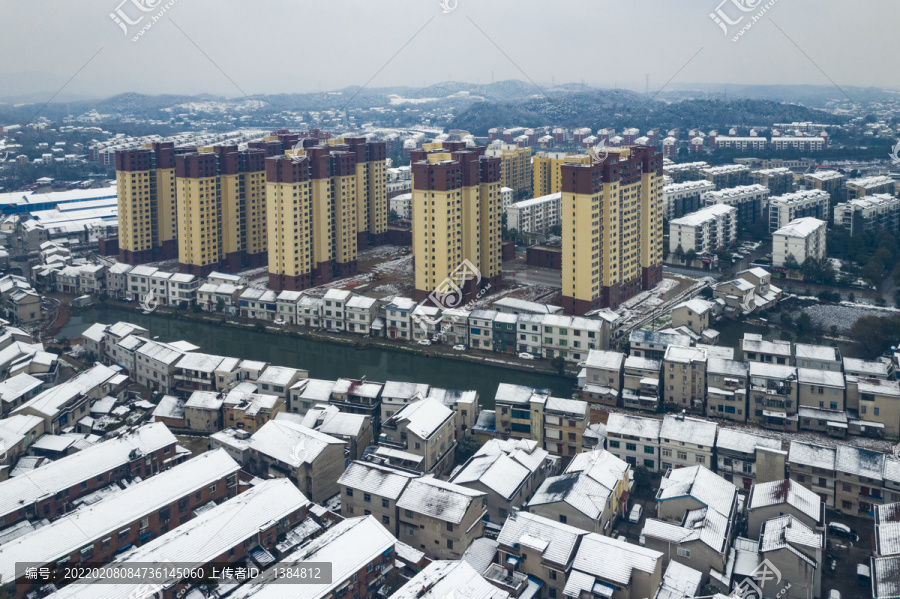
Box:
[115,142,179,264]
[560,146,663,314]
[410,141,502,302]
[485,143,532,200]
[174,146,267,276]
[532,151,591,197]
[266,138,387,292]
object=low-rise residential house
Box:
[238,288,277,320]
[381,380,430,421]
[788,440,837,508]
[671,299,715,336]
[747,478,825,540]
[713,278,758,316]
[380,398,456,475]
[797,368,845,414]
[412,304,442,342]
[644,466,738,582]
[875,501,900,557]
[322,288,351,331]
[528,448,630,535]
[396,477,487,560]
[566,533,664,599]
[835,445,885,518]
[275,290,302,324]
[256,365,306,400]
[494,383,548,445]
[715,428,784,490]
[496,511,588,599]
[105,263,131,298]
[330,377,384,429]
[386,297,415,340]
[622,355,662,412]
[468,308,497,350]
[0,449,240,597]
[12,363,122,434]
[705,357,749,422]
[291,407,372,461]
[582,349,624,406]
[748,362,799,432]
[438,307,470,346]
[798,405,849,436]
[229,515,397,599]
[538,315,606,363]
[133,339,185,393]
[6,288,41,324]
[741,333,792,365]
[848,377,900,437]
[662,345,708,412]
[427,387,479,438]
[345,295,378,334]
[758,515,823,599]
[794,343,841,371]
[491,312,518,354]
[248,419,346,502]
[297,295,322,327]
[125,264,157,300]
[287,378,335,414]
[450,438,551,523]
[658,413,717,471]
[607,413,662,471]
[152,395,186,429]
[174,352,229,393]
[0,372,43,416]
[844,357,892,380]
[222,386,284,434]
[630,329,692,361]
[167,273,198,306]
[396,560,510,599]
[543,396,588,457]
[0,422,179,528]
[337,459,419,535]
[197,282,243,315]
[183,390,224,433]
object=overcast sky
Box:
[2,0,898,100]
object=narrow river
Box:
[62,307,576,410]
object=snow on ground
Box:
[786,300,900,333]
[358,245,405,261]
[370,284,399,295]
[373,255,413,276]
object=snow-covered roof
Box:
[788,440,835,470]
[607,413,661,439]
[396,477,485,524]
[495,382,548,406]
[759,514,821,566]
[835,444,885,479]
[13,364,118,418]
[843,357,891,378]
[337,460,419,500]
[773,217,825,238]
[658,465,737,520]
[655,560,703,599]
[660,415,717,447]
[176,352,226,373]
[386,397,453,439]
[184,390,224,411]
[707,357,749,377]
[0,449,239,585]
[797,368,845,388]
[568,532,663,588]
[292,378,336,401]
[497,511,586,566]
[249,419,344,467]
[858,377,900,397]
[0,372,42,401]
[584,349,625,371]
[749,479,823,523]
[256,365,302,387]
[451,451,532,501]
[625,355,661,372]
[544,396,587,418]
[390,561,509,599]
[332,377,383,398]
[461,537,499,575]
[715,428,780,455]
[794,343,840,363]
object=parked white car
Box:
[452,344,466,351]
[518,352,535,360]
[628,505,643,523]
[417,339,432,346]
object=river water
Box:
[61,307,576,410]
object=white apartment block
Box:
[845,175,895,200]
[833,194,900,236]
[663,180,716,221]
[390,193,412,220]
[769,136,826,151]
[506,192,562,234]
[773,218,827,268]
[702,184,769,225]
[668,204,737,255]
[768,190,831,234]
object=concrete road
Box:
[503,265,562,288]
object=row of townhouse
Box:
[583,324,900,438]
[605,412,790,490]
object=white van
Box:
[628,504,643,523]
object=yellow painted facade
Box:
[561,187,602,302]
[266,178,313,280]
[176,175,221,268]
[116,169,154,254]
[486,144,532,198]
[533,152,590,197]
